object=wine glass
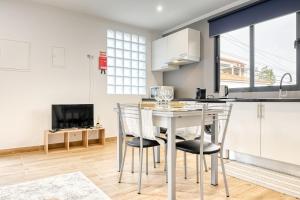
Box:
[154,87,162,106]
[160,86,166,104]
[163,87,174,106]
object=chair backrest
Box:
[117,103,156,141]
[200,103,233,153]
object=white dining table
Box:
[116,107,221,200]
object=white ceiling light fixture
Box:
[156,5,163,12]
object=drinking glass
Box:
[154,87,162,106]
[162,86,174,106]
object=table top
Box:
[114,106,223,118]
[151,108,222,117]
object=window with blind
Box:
[210,0,300,92]
[106,30,146,95]
[216,12,299,92]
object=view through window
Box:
[220,27,250,88]
[219,13,297,90]
[255,13,296,87]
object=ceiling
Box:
[29,0,251,32]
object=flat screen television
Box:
[52,104,94,130]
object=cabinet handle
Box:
[257,104,260,118]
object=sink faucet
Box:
[279,73,292,98]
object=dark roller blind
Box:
[209,0,300,37]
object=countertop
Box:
[142,98,300,102]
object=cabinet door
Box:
[187,29,200,59]
[167,29,188,61]
[261,102,300,165]
[152,37,167,71]
[226,102,261,156]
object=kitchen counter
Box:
[142,98,227,103]
[142,98,300,102]
[226,98,300,102]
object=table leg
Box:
[155,127,160,163]
[167,118,176,200]
[211,116,219,186]
[117,113,123,172]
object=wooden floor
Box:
[0,141,297,200]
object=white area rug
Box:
[0,172,111,200]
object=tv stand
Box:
[44,127,105,154]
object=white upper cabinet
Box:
[152,28,200,71]
[167,28,200,65]
[152,37,179,71]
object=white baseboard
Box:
[229,151,300,177]
[225,161,300,198]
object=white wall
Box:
[0,0,162,150]
[163,21,214,98]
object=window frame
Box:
[215,12,300,93]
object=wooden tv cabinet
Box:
[44,127,105,154]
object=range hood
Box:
[167,54,200,65]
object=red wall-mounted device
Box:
[99,51,107,74]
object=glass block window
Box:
[106,29,147,95]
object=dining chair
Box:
[126,129,159,174]
[178,126,209,180]
[160,126,208,179]
[117,103,167,194]
[176,104,233,199]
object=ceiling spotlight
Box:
[156,5,163,12]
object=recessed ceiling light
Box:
[156,5,163,12]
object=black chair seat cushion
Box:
[176,140,220,155]
[126,134,135,138]
[194,136,200,140]
[204,125,212,135]
[164,134,186,140]
[128,137,160,148]
[175,135,186,140]
[160,127,167,134]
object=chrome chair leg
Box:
[203,155,208,172]
[165,143,168,183]
[164,143,167,172]
[196,155,199,183]
[220,151,230,197]
[184,152,187,179]
[152,147,156,168]
[118,142,128,183]
[138,147,143,194]
[131,148,134,173]
[146,148,149,175]
[199,153,204,200]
